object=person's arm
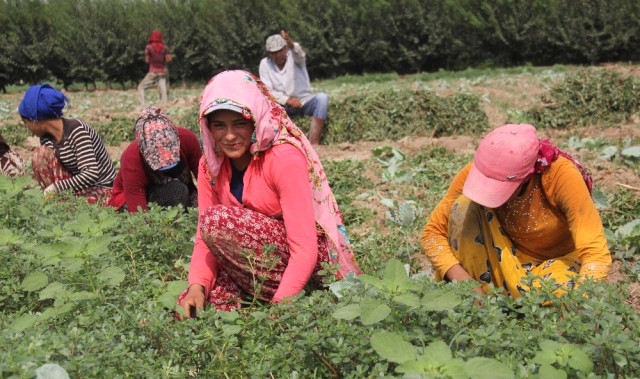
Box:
[52,124,102,193]
[550,159,612,280]
[180,158,220,317]
[179,128,202,179]
[420,163,472,280]
[119,146,150,212]
[280,30,305,65]
[259,58,290,105]
[270,147,319,302]
[164,46,172,63]
[289,42,306,66]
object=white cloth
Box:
[259,42,316,106]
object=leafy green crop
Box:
[526,68,640,128]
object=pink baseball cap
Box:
[463,124,540,208]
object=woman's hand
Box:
[445,264,485,304]
[177,284,205,320]
[43,184,57,199]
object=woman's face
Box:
[22,117,43,137]
[208,109,255,170]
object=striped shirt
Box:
[41,119,115,193]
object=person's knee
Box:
[316,93,329,107]
[316,93,329,115]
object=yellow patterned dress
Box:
[421,157,611,296]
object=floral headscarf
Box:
[198,70,361,278]
[135,106,180,171]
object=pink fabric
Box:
[188,144,334,301]
[463,124,540,208]
[187,70,360,305]
[198,70,360,279]
[181,204,331,308]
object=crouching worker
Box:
[19,84,115,204]
[421,124,611,299]
[177,70,360,317]
[108,106,201,212]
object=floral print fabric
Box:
[177,205,330,310]
[32,146,112,205]
[135,106,180,171]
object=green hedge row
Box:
[1,0,639,91]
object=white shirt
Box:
[259,42,315,106]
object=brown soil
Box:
[3,63,639,310]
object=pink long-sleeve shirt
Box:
[188,143,319,302]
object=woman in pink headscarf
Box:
[177,70,360,317]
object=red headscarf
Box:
[148,30,164,53]
[523,139,593,196]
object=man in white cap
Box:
[258,30,328,145]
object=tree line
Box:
[0,0,639,92]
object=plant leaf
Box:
[359,298,391,325]
[383,258,409,293]
[35,363,71,379]
[97,266,126,286]
[422,291,462,312]
[332,304,360,320]
[370,332,416,364]
[421,340,452,363]
[22,271,48,292]
[621,145,640,158]
[39,282,67,300]
[12,314,37,332]
[464,357,514,379]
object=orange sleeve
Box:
[545,158,612,280]
[420,162,471,280]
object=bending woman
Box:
[178,70,360,316]
[108,106,201,212]
[19,84,116,203]
[421,124,611,297]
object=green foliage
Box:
[526,68,640,128]
[1,143,640,377]
[323,88,488,144]
[92,117,136,146]
[2,0,639,89]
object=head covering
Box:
[135,106,180,171]
[148,30,165,53]
[18,84,68,121]
[199,70,360,278]
[463,124,540,208]
[265,34,287,52]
